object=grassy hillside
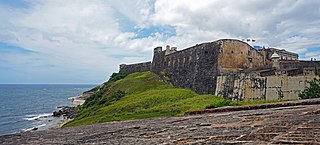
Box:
[64,72,222,127]
[64,71,282,127]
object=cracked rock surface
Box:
[1,102,320,144]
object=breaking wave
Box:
[24,113,52,121]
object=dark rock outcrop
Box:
[53,107,76,119]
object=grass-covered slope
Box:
[64,71,283,127]
[64,71,226,127]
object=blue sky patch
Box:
[113,9,136,32]
[299,53,307,60]
[133,25,176,39]
[0,42,34,54]
[0,0,30,8]
[307,47,320,52]
[253,45,262,49]
[113,8,176,39]
[289,34,303,39]
[112,4,176,40]
[299,47,320,60]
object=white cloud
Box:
[0,0,158,83]
[151,0,320,53]
[0,0,320,83]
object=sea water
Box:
[0,84,96,135]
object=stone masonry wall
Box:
[119,61,151,74]
[152,42,220,94]
[281,61,320,70]
[217,39,265,72]
[150,39,268,94]
[215,73,267,101]
[215,69,318,101]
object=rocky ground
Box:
[1,99,320,144]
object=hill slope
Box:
[64,71,227,127]
[64,71,281,127]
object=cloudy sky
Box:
[0,0,320,84]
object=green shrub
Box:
[109,72,129,83]
[98,90,125,105]
[82,72,128,108]
[299,78,320,99]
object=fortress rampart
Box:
[152,42,220,94]
[119,39,320,101]
[119,62,151,74]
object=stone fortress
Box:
[119,39,320,101]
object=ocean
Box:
[0,84,96,135]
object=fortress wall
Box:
[281,61,320,70]
[119,61,151,74]
[217,39,265,72]
[265,75,315,100]
[118,39,314,98]
[215,73,267,101]
[216,70,318,101]
[251,49,265,67]
[151,47,166,73]
[159,42,220,94]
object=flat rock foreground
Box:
[1,100,320,144]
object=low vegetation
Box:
[299,78,320,99]
[64,71,284,127]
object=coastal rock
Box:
[53,110,62,117]
[52,107,76,119]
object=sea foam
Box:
[24,113,52,121]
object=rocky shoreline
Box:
[50,91,93,129]
[53,106,76,119]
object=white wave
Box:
[25,114,37,117]
[24,113,52,121]
[22,124,46,132]
[68,97,77,100]
[22,127,35,132]
[36,123,46,128]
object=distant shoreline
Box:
[0,84,95,136]
[51,91,92,129]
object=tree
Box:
[299,78,320,99]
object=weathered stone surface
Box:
[121,39,271,95]
[1,99,320,144]
[281,60,320,70]
[153,42,220,94]
[119,61,151,74]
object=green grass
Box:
[63,71,286,127]
[64,72,225,127]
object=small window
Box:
[231,51,234,53]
